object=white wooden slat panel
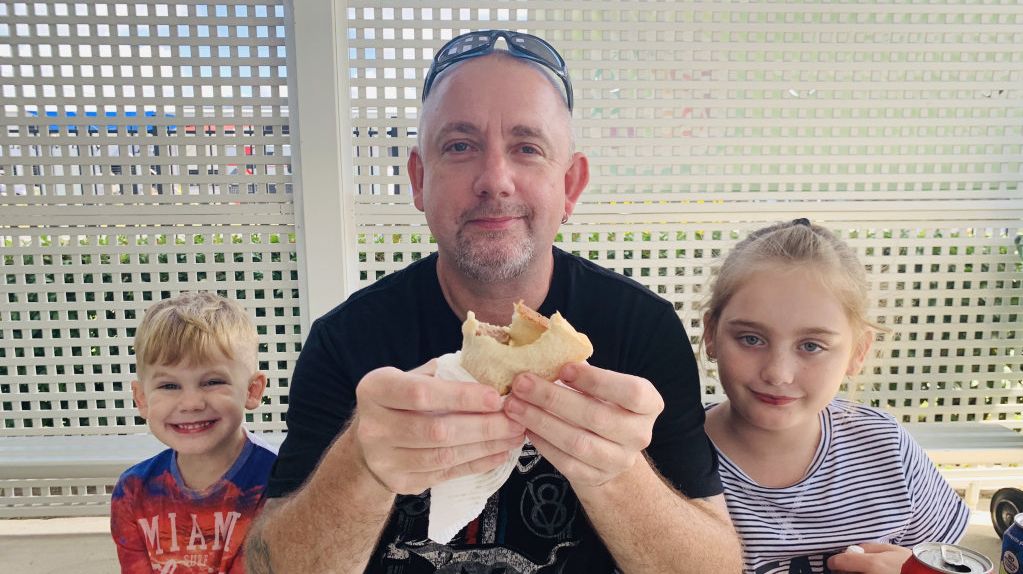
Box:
[341,1,1020,432]
[1,0,294,201]
[0,0,301,459]
[352,220,1020,425]
[1,226,299,436]
[343,2,1021,200]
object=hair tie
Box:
[792,217,811,227]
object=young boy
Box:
[111,291,277,574]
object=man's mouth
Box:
[468,216,522,230]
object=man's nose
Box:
[473,148,514,198]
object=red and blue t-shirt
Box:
[110,432,277,574]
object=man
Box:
[248,30,741,573]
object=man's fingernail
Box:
[483,390,501,410]
[505,397,525,415]
[560,364,576,380]
[514,375,534,393]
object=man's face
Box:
[409,55,587,283]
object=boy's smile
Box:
[170,420,219,433]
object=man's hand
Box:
[502,362,664,487]
[353,360,526,495]
[827,543,912,574]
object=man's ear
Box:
[245,372,268,410]
[409,146,426,212]
[131,380,148,419]
[846,330,875,376]
[702,312,718,360]
[561,152,589,220]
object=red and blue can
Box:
[1001,514,1023,574]
[901,542,994,574]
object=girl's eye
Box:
[800,342,824,353]
[739,335,763,346]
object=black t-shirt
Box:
[269,247,721,573]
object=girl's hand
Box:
[827,543,912,574]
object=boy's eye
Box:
[156,383,179,390]
[204,379,227,386]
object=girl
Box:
[701,219,969,574]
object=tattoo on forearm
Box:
[247,534,275,574]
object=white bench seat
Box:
[904,422,1023,466]
[2,424,1020,517]
[904,422,1023,508]
[0,433,285,518]
[0,434,165,481]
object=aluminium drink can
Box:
[1001,514,1023,574]
[901,542,994,574]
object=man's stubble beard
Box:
[453,222,536,284]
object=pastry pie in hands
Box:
[460,301,593,395]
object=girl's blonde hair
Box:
[133,291,258,377]
[702,219,881,337]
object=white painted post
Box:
[287,0,358,333]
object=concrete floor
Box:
[0,508,1006,573]
[0,517,116,574]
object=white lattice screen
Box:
[0,0,299,439]
[343,2,1022,421]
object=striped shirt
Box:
[710,399,969,574]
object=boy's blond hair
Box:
[134,291,258,377]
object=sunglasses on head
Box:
[421,30,573,111]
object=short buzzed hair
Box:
[417,52,576,156]
[133,291,258,376]
[423,51,571,111]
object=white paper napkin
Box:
[427,351,524,544]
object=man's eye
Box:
[520,144,539,154]
[446,142,471,153]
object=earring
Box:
[561,214,569,224]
